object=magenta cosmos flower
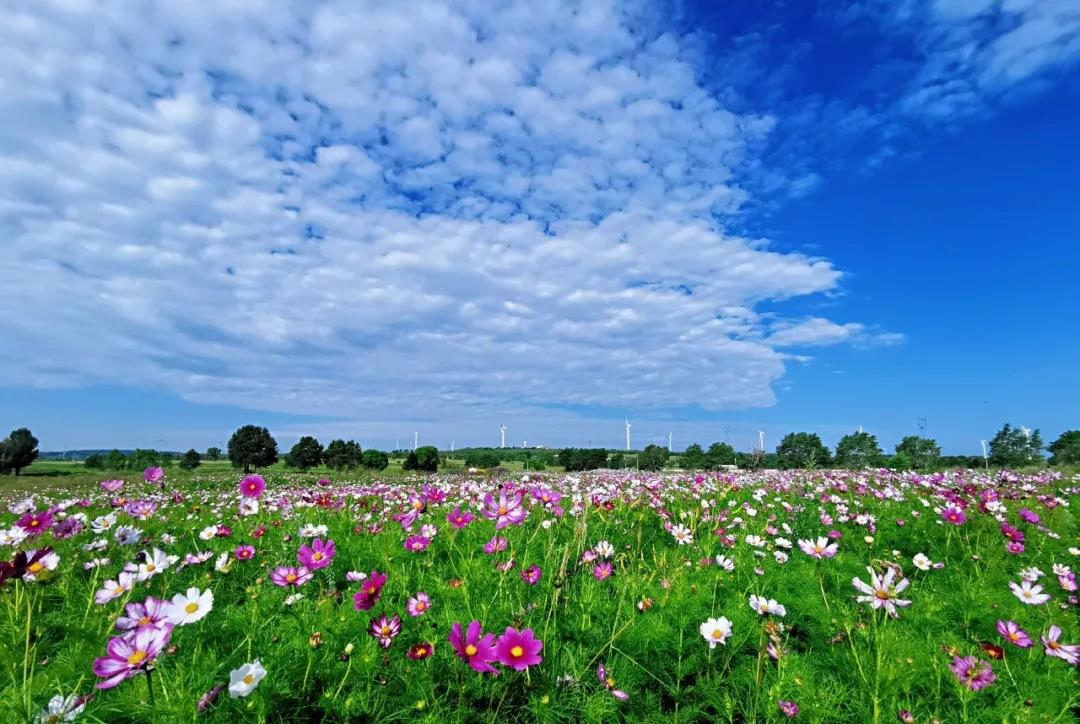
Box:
[353,571,387,610]
[941,507,966,525]
[407,592,431,617]
[447,507,473,529]
[239,475,266,498]
[15,510,54,536]
[996,620,1033,648]
[521,564,542,586]
[143,467,164,483]
[1018,508,1040,525]
[597,663,629,700]
[449,620,499,673]
[407,642,434,660]
[115,597,172,631]
[1041,625,1080,665]
[495,627,543,671]
[403,535,430,553]
[101,479,124,493]
[483,536,508,555]
[234,545,255,561]
[270,566,313,588]
[778,700,799,717]
[950,655,996,691]
[594,561,614,580]
[92,624,174,689]
[297,538,335,570]
[369,614,401,648]
[482,491,528,529]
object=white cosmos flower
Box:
[34,693,86,723]
[1009,580,1050,605]
[198,525,218,540]
[745,535,765,548]
[237,498,259,516]
[699,617,733,648]
[114,526,142,545]
[229,660,266,698]
[131,548,170,582]
[90,513,117,534]
[23,549,60,581]
[715,554,735,572]
[748,594,786,617]
[215,552,232,573]
[284,593,304,606]
[0,526,28,546]
[168,587,214,625]
[670,524,693,545]
[595,540,615,558]
[912,553,932,571]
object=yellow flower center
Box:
[127,650,147,666]
[114,586,125,595]
[185,602,199,614]
[145,563,156,572]
[243,673,254,685]
[28,562,44,574]
[312,552,323,561]
[139,616,152,626]
[875,590,890,600]
[381,626,392,636]
[510,645,524,658]
[498,507,508,515]
[1048,640,1060,650]
[286,573,297,583]
[712,628,723,640]
[29,520,40,527]
[465,644,477,656]
[416,602,426,611]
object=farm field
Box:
[1,468,1077,724]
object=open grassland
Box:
[1,468,1078,723]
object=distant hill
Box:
[40,450,182,461]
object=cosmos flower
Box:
[1018,508,1040,525]
[778,700,800,718]
[495,627,543,671]
[1009,580,1051,605]
[237,498,259,516]
[852,567,912,617]
[167,587,214,625]
[239,475,266,498]
[353,571,388,610]
[92,624,174,689]
[100,479,124,493]
[197,685,224,712]
[116,596,172,631]
[699,617,733,648]
[369,614,401,648]
[270,566,313,588]
[34,693,88,723]
[670,524,693,545]
[143,467,164,483]
[593,561,614,580]
[483,536,508,555]
[407,592,431,617]
[482,491,529,529]
[16,511,54,537]
[950,655,996,691]
[129,548,170,582]
[447,507,473,528]
[749,595,787,617]
[941,507,966,525]
[403,535,431,553]
[449,620,499,673]
[297,538,335,570]
[235,545,255,561]
[22,548,59,582]
[90,513,117,534]
[521,564,542,585]
[996,620,1033,648]
[715,554,735,572]
[114,526,141,546]
[597,663,629,700]
[798,536,838,559]
[95,572,136,605]
[408,642,435,660]
[228,660,266,698]
[595,540,615,558]
[1041,625,1079,665]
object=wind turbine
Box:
[758,430,765,452]
[450,440,455,453]
[500,424,507,449]
[668,432,672,453]
[625,419,632,451]
[413,431,418,451]
[980,439,989,470]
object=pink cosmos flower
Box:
[407,642,434,660]
[234,545,255,561]
[594,561,614,580]
[1058,573,1078,592]
[1018,508,1040,525]
[941,507,966,525]
[495,627,543,671]
[15,510,54,536]
[521,564,542,586]
[1009,580,1051,605]
[369,614,401,648]
[1006,541,1025,554]
[531,487,563,507]
[239,475,266,498]
[797,536,838,559]
[448,620,499,673]
[270,566,312,588]
[482,491,529,529]
[996,620,1033,648]
[852,566,912,617]
[92,624,174,689]
[447,507,474,529]
[483,536,508,555]
[1041,625,1079,665]
[101,479,124,493]
[297,538,335,570]
[95,572,136,605]
[403,535,430,553]
[353,571,387,610]
[143,467,164,483]
[115,597,171,631]
[950,655,996,691]
[778,700,799,717]
[597,663,629,700]
[407,592,431,617]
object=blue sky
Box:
[1,0,1078,454]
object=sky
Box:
[1,0,1078,455]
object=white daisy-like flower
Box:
[1019,567,1045,582]
[228,660,266,698]
[90,513,117,534]
[0,526,28,546]
[23,549,60,581]
[1009,580,1050,605]
[699,616,733,648]
[215,552,232,573]
[912,553,933,571]
[1051,563,1072,577]
[237,498,259,517]
[748,594,786,617]
[284,593,304,606]
[745,535,765,548]
[34,693,86,723]
[130,548,170,582]
[167,587,214,625]
[670,524,693,546]
[595,540,615,558]
[715,554,735,572]
[198,525,218,541]
[114,526,142,546]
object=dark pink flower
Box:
[92,624,173,689]
[239,475,266,498]
[15,510,54,536]
[594,561,614,580]
[950,655,996,691]
[369,614,401,648]
[521,564,542,586]
[778,700,799,717]
[494,627,543,671]
[447,507,473,529]
[297,538,335,569]
[403,535,430,553]
[482,491,528,529]
[234,545,255,561]
[996,620,1033,648]
[448,620,499,673]
[941,507,966,526]
[353,571,387,610]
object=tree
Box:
[557,448,609,472]
[130,449,163,471]
[104,449,128,470]
[227,425,279,473]
[988,423,1044,468]
[84,453,105,470]
[704,442,736,469]
[895,436,941,470]
[414,446,440,472]
[608,451,625,469]
[463,450,501,469]
[324,440,363,471]
[775,433,831,470]
[1048,430,1080,466]
[0,428,39,475]
[402,451,420,471]
[179,449,202,470]
[206,447,222,461]
[834,431,884,469]
[638,444,669,471]
[681,443,705,470]
[361,449,389,470]
[286,436,324,470]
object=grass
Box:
[0,468,1077,723]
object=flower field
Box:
[1,469,1078,723]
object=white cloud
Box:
[0,0,897,432]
